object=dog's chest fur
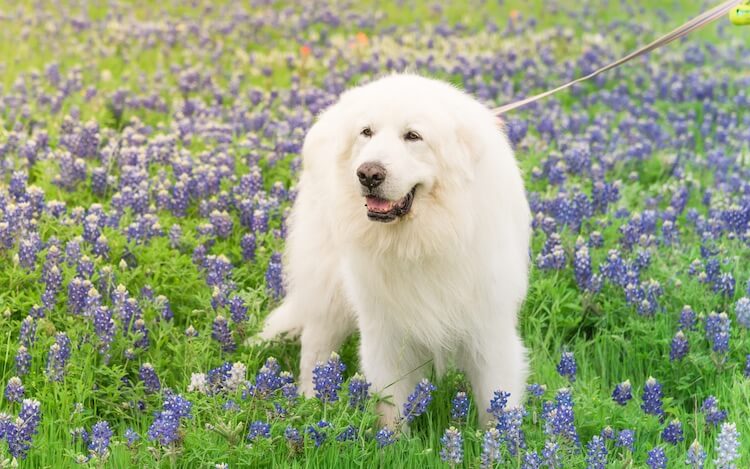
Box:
[341,247,477,352]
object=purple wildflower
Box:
[585,435,607,469]
[348,373,371,410]
[212,315,235,353]
[247,421,271,441]
[16,346,31,376]
[312,352,345,404]
[265,252,285,300]
[5,399,42,459]
[375,427,396,448]
[669,331,689,361]
[641,377,664,419]
[403,379,437,423]
[88,421,113,458]
[661,419,684,445]
[451,391,470,421]
[646,447,667,469]
[306,420,329,447]
[46,332,71,382]
[139,363,161,394]
[612,380,632,405]
[616,429,635,452]
[439,427,463,465]
[556,351,576,382]
[4,377,25,403]
[701,396,727,426]
[480,428,502,468]
[285,426,303,453]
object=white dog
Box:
[259,73,531,425]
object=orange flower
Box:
[300,44,311,58]
[355,31,369,46]
[509,9,520,20]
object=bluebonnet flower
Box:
[240,233,256,261]
[212,315,235,353]
[522,451,542,469]
[306,420,329,447]
[18,239,40,270]
[686,439,706,468]
[157,296,173,321]
[451,392,469,421]
[223,400,240,412]
[701,396,727,426]
[600,249,629,287]
[542,439,562,468]
[734,297,750,329]
[480,428,502,468]
[439,427,463,465]
[93,305,116,356]
[46,332,71,382]
[556,351,576,382]
[247,421,271,441]
[285,426,303,453]
[536,233,566,270]
[527,383,546,399]
[400,379,437,423]
[5,399,42,459]
[713,273,735,298]
[704,312,730,354]
[348,373,371,410]
[714,423,740,468]
[148,392,192,446]
[132,318,150,349]
[679,305,697,331]
[265,252,285,300]
[19,316,36,348]
[641,377,664,419]
[88,421,113,458]
[246,357,287,398]
[335,425,358,442]
[16,346,31,376]
[375,427,396,448]
[4,377,25,403]
[585,435,607,469]
[745,354,750,378]
[661,419,684,445]
[646,447,667,469]
[124,428,140,448]
[313,352,345,404]
[228,295,248,323]
[139,363,161,394]
[669,331,689,361]
[600,426,615,440]
[542,388,578,445]
[209,210,233,238]
[612,380,632,405]
[616,429,635,451]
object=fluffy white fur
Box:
[259,73,531,425]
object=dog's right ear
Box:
[300,102,354,172]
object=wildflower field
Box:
[1,0,749,467]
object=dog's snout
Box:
[356,162,386,189]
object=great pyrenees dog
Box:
[259,73,531,425]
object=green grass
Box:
[0,0,748,467]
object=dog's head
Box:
[301,74,511,256]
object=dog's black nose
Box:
[357,162,386,189]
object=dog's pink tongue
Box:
[366,196,393,212]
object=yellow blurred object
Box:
[729,1,750,25]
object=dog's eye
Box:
[404,131,422,141]
[360,127,373,138]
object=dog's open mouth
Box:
[365,186,416,222]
